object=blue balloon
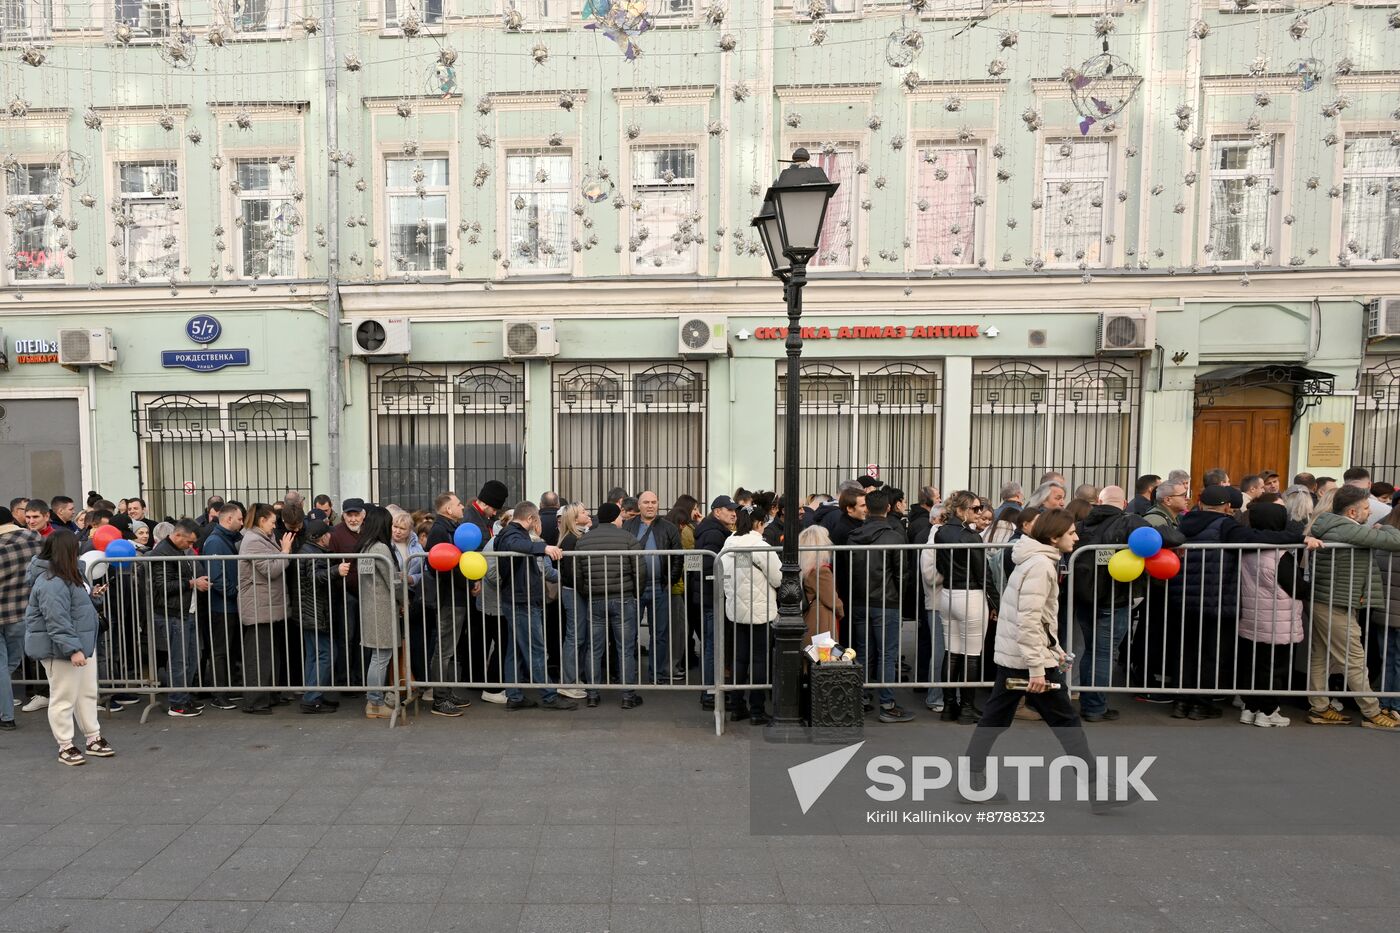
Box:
[1127,526,1163,559]
[453,522,483,552]
[104,538,138,567]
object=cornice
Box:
[613,86,717,105]
[1201,74,1304,92]
[1335,71,1400,93]
[775,83,882,104]
[488,89,589,111]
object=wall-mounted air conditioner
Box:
[502,320,559,359]
[1096,310,1152,354]
[350,317,411,356]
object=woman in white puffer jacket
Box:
[961,510,1131,810]
[720,505,783,724]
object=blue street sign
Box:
[161,349,250,372]
[185,314,222,345]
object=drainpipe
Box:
[321,0,342,501]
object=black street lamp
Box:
[751,148,838,734]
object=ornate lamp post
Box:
[751,148,838,733]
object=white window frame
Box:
[792,0,861,21]
[502,0,568,29]
[223,0,295,34]
[383,154,451,275]
[3,161,66,285]
[912,141,983,269]
[230,157,301,279]
[112,0,176,39]
[651,0,696,20]
[790,142,860,273]
[1339,131,1400,264]
[502,147,573,277]
[0,0,55,41]
[920,0,989,18]
[1216,0,1295,11]
[1204,133,1281,266]
[384,0,444,32]
[1039,136,1113,268]
[114,158,183,283]
[627,142,701,275]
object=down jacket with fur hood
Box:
[993,536,1065,678]
[719,531,783,625]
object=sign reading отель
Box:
[751,324,986,340]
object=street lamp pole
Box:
[752,149,837,734]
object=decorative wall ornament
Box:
[885,28,923,68]
[583,0,655,61]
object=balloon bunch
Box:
[426,523,488,580]
[1107,526,1181,583]
[90,524,138,568]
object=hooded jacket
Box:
[495,521,550,607]
[1070,504,1185,608]
[689,513,732,604]
[847,515,906,611]
[719,531,783,625]
[425,512,469,608]
[147,536,197,620]
[237,528,289,625]
[1310,511,1400,609]
[1170,509,1304,624]
[992,537,1064,677]
[200,522,242,616]
[934,518,987,591]
[293,540,335,632]
[574,523,646,601]
[24,557,100,661]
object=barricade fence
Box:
[10,540,1399,731]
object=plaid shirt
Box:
[0,525,44,627]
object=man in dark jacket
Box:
[423,492,471,716]
[148,520,209,717]
[0,508,43,728]
[454,480,509,701]
[538,491,561,547]
[200,503,244,710]
[495,501,574,711]
[577,502,647,708]
[847,490,914,723]
[692,496,735,709]
[295,520,339,714]
[1167,485,1310,720]
[1069,486,1185,722]
[1126,474,1160,516]
[824,486,867,621]
[906,485,940,546]
[622,490,684,683]
[328,499,364,692]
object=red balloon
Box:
[1144,549,1181,581]
[92,525,121,550]
[427,542,462,572]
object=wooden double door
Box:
[1191,406,1292,492]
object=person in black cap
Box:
[1165,485,1313,721]
[459,481,508,698]
[295,519,340,714]
[692,496,736,711]
[857,475,884,491]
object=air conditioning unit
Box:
[1367,298,1400,339]
[1096,310,1152,354]
[502,319,558,359]
[678,315,727,357]
[350,316,411,356]
[57,327,116,367]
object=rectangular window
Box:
[970,359,1140,497]
[554,363,707,508]
[807,148,855,269]
[504,0,565,27]
[134,391,312,520]
[631,145,698,274]
[234,159,297,278]
[1208,135,1277,264]
[385,0,443,27]
[506,150,571,274]
[923,0,986,14]
[793,0,859,17]
[775,362,943,499]
[231,0,293,32]
[915,145,979,267]
[1354,357,1400,483]
[0,0,54,39]
[654,0,694,15]
[117,161,180,281]
[1042,138,1110,266]
[385,156,449,274]
[1342,134,1400,263]
[5,164,62,281]
[113,0,170,37]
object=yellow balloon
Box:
[459,550,488,581]
[1107,549,1145,583]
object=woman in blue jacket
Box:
[24,531,114,766]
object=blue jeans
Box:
[640,585,671,682]
[503,602,556,703]
[587,597,639,701]
[851,606,901,708]
[1381,627,1400,713]
[1077,604,1130,716]
[0,624,22,722]
[303,629,332,703]
[560,587,584,685]
[155,614,197,709]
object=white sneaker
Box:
[22,695,48,712]
[558,688,588,700]
[1231,695,1245,709]
[479,690,507,705]
[1238,709,1257,725]
[1254,708,1291,728]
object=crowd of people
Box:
[2,463,1400,767]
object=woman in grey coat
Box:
[237,504,294,714]
[356,506,401,719]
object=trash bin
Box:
[803,659,864,743]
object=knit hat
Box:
[0,507,11,526]
[596,502,622,525]
[478,480,510,510]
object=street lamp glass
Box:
[765,149,837,261]
[751,200,790,278]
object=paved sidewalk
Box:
[1,693,1398,933]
